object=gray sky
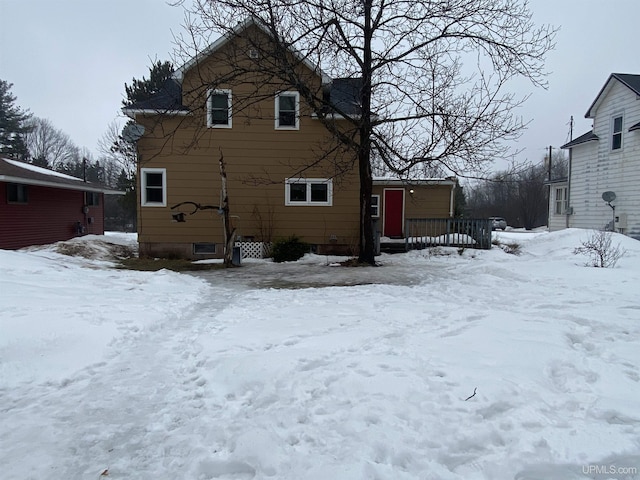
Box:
[1,0,639,169]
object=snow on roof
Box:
[4,158,84,181]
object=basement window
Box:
[193,243,216,255]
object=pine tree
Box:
[0,80,31,159]
[123,60,175,107]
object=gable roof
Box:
[123,18,362,119]
[560,130,599,149]
[585,73,640,118]
[0,157,123,194]
[174,17,331,85]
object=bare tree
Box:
[549,149,568,180]
[24,117,79,169]
[466,161,550,229]
[98,120,138,177]
[168,0,555,263]
[574,230,625,268]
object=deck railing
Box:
[404,218,493,250]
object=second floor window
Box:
[275,91,299,129]
[612,115,623,150]
[207,89,232,128]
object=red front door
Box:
[383,189,404,237]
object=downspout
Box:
[449,183,455,217]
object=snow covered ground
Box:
[1,229,639,479]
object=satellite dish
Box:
[602,191,616,203]
[122,123,145,142]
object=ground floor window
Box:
[285,178,333,206]
[141,168,166,206]
[371,194,380,217]
[7,183,28,204]
[554,186,568,214]
[85,191,100,206]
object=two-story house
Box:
[124,19,455,259]
[549,73,640,239]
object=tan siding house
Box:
[124,20,455,259]
[372,179,455,238]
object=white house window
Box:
[275,91,299,129]
[207,89,232,128]
[612,115,623,150]
[141,168,167,206]
[371,194,380,217]
[285,178,332,206]
[554,186,568,215]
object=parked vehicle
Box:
[489,217,507,230]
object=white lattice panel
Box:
[235,242,271,258]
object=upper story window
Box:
[612,114,623,150]
[275,91,299,130]
[554,186,568,215]
[141,168,166,207]
[7,183,28,204]
[207,89,232,128]
[371,195,380,217]
[85,191,100,206]
[285,178,332,206]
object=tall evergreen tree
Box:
[0,80,31,159]
[123,60,175,107]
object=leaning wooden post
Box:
[219,150,236,267]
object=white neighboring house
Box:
[549,73,640,239]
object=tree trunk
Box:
[219,152,236,267]
[357,0,376,265]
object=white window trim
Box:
[207,89,232,129]
[275,91,300,130]
[554,186,567,215]
[371,194,380,218]
[285,178,333,206]
[611,113,623,151]
[141,168,167,207]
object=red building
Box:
[0,157,122,250]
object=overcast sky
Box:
[1,0,639,169]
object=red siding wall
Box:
[0,182,104,250]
